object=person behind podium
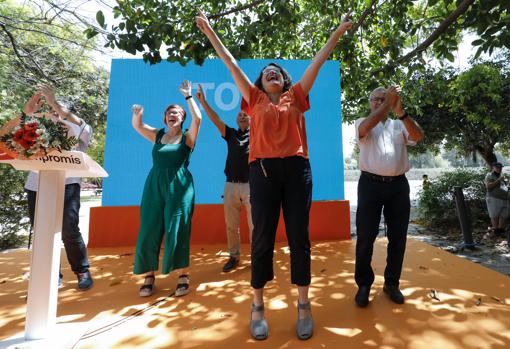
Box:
[131,80,202,298]
[24,85,94,291]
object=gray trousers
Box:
[224,182,253,257]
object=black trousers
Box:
[355,173,410,287]
[249,156,312,289]
[26,183,90,274]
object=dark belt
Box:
[361,171,405,183]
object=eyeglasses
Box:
[370,97,385,103]
[263,68,282,76]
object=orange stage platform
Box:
[1,238,509,349]
[88,200,351,247]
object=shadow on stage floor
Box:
[1,238,509,348]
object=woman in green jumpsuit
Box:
[131,80,202,297]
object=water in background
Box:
[344,179,424,207]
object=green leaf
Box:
[96,10,105,29]
[85,28,99,39]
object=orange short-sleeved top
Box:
[241,83,310,163]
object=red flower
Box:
[24,130,39,141]
[24,122,39,131]
[13,129,24,142]
[19,138,33,149]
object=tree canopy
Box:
[0,0,109,249]
[404,59,510,166]
[0,0,109,130]
[90,0,509,119]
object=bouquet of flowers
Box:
[0,112,78,160]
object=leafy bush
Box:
[0,166,29,250]
[417,168,488,231]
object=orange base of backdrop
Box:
[88,200,351,248]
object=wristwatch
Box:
[398,112,408,121]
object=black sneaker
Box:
[222,256,240,272]
[76,271,94,291]
[355,286,370,307]
[495,228,505,237]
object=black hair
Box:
[254,63,292,93]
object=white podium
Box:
[0,151,108,349]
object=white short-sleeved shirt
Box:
[355,117,416,176]
[24,117,93,191]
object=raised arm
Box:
[179,80,202,149]
[358,86,398,139]
[393,95,424,143]
[23,92,43,115]
[299,11,353,95]
[195,84,226,137]
[131,104,158,143]
[196,9,252,102]
[39,85,82,127]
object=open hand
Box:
[38,84,57,106]
[179,80,192,98]
[23,93,43,115]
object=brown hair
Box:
[163,104,186,125]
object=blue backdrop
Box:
[103,59,344,206]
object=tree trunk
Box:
[476,145,497,168]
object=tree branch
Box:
[2,21,97,51]
[43,0,110,35]
[0,22,55,83]
[208,0,266,19]
[350,0,377,34]
[372,0,475,76]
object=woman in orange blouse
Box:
[197,9,352,341]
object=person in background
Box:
[484,162,509,238]
[422,174,429,189]
[195,84,253,273]
[131,80,201,298]
[25,85,94,291]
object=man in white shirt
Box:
[25,86,94,291]
[354,86,424,307]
